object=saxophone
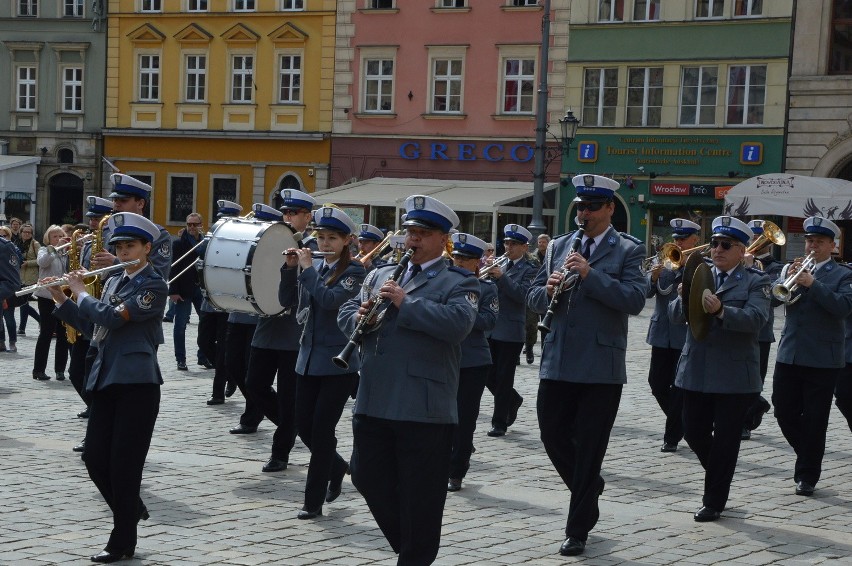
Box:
[64,229,85,345]
[89,214,111,299]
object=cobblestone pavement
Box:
[1,301,851,565]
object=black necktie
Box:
[116,276,130,293]
[506,260,515,271]
[410,264,422,278]
[717,271,727,290]
[318,264,330,278]
[582,238,593,260]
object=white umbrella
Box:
[723,174,852,219]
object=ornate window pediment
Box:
[174,23,213,45]
[268,22,308,45]
[128,23,166,44]
[221,23,260,45]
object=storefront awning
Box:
[724,174,852,219]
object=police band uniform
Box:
[448,233,498,491]
[526,174,647,557]
[645,218,699,452]
[357,223,388,272]
[279,188,319,252]
[771,216,852,496]
[338,194,478,565]
[668,216,770,522]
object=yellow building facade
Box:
[103,0,336,229]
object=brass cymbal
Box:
[681,249,707,323]
[688,262,714,342]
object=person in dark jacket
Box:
[168,213,206,371]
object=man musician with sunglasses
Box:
[527,174,647,557]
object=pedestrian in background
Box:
[168,212,207,371]
[32,225,70,380]
[0,226,21,352]
[16,222,41,336]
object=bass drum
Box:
[200,217,299,316]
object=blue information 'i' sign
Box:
[740,142,763,165]
[577,141,598,163]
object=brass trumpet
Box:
[479,254,510,280]
[772,251,816,304]
[661,242,711,270]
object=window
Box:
[139,54,160,102]
[278,54,302,103]
[369,0,394,7]
[599,0,623,22]
[62,67,83,112]
[169,176,195,223]
[18,0,38,16]
[364,58,394,112]
[16,66,37,111]
[432,59,463,113]
[188,0,208,11]
[680,66,718,126]
[231,55,254,103]
[282,0,303,9]
[502,58,535,114]
[273,175,301,209]
[64,0,83,17]
[212,177,238,206]
[141,0,161,11]
[582,68,617,126]
[185,55,206,102]
[726,65,766,125]
[832,2,852,73]
[234,0,255,10]
[634,0,659,21]
[695,0,722,18]
[734,0,762,17]
[627,67,662,127]
[58,148,74,164]
[511,0,538,6]
[439,0,466,6]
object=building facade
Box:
[562,0,793,242]
[103,0,336,229]
[0,0,107,228]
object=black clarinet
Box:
[332,248,415,369]
[538,224,585,332]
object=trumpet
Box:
[16,260,141,297]
[661,242,711,270]
[479,254,510,280]
[772,251,816,305]
[539,224,585,332]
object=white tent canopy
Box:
[724,173,852,220]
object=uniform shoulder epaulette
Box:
[481,278,496,285]
[837,260,852,270]
[448,265,474,277]
[551,231,574,242]
[746,266,765,275]
[619,232,643,245]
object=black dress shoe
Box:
[162,317,173,323]
[661,442,678,452]
[73,440,86,453]
[77,408,90,419]
[694,506,721,522]
[138,504,149,522]
[55,371,66,381]
[447,478,462,492]
[297,506,322,520]
[90,547,135,563]
[487,427,506,437]
[198,360,215,369]
[206,397,225,406]
[326,463,350,502]
[224,382,237,398]
[32,371,50,381]
[526,351,534,364]
[229,424,257,434]
[741,427,751,440]
[559,537,585,556]
[262,457,288,472]
[507,395,523,427]
[795,481,815,496]
[177,361,188,371]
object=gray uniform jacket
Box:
[645,268,687,350]
[54,264,167,391]
[461,279,498,369]
[338,260,479,424]
[670,264,770,394]
[756,256,783,343]
[0,239,21,301]
[489,256,536,343]
[846,309,852,364]
[282,260,366,376]
[775,259,852,369]
[527,226,647,385]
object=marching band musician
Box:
[526,174,647,557]
[772,216,852,496]
[338,195,478,565]
[279,188,319,252]
[49,212,167,563]
[484,224,536,437]
[280,206,366,519]
[669,216,770,522]
[447,232,498,492]
[356,223,387,272]
[645,218,700,453]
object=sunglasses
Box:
[187,222,202,227]
[710,239,739,250]
[576,202,606,212]
[282,209,307,216]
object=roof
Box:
[0,155,40,171]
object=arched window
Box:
[58,148,74,164]
[272,174,302,209]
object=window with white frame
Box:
[278,54,302,103]
[141,0,162,11]
[231,55,254,103]
[626,67,662,127]
[138,54,160,102]
[234,0,255,10]
[62,67,83,112]
[582,68,618,126]
[16,66,37,111]
[282,0,304,9]
[734,0,762,17]
[511,0,538,6]
[502,58,535,114]
[599,0,623,22]
[634,0,659,21]
[169,176,196,224]
[18,0,38,16]
[185,55,206,102]
[679,66,717,126]
[363,58,395,112]
[369,0,394,8]
[695,0,722,18]
[439,0,466,7]
[726,65,766,125]
[431,58,463,113]
[64,0,84,17]
[188,0,208,11]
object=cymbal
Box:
[688,262,714,342]
[681,249,706,323]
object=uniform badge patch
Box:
[427,270,437,278]
[341,276,356,291]
[9,255,18,268]
[583,175,595,187]
[735,273,742,280]
[114,214,125,227]
[608,235,616,245]
[414,196,426,210]
[158,241,170,258]
[465,292,478,308]
[136,290,157,310]
[762,285,771,299]
[489,296,499,314]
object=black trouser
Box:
[486,338,524,429]
[647,346,684,445]
[69,337,93,407]
[245,347,298,460]
[772,362,840,485]
[524,309,538,354]
[200,312,229,398]
[681,390,752,510]
[296,372,355,510]
[537,380,621,542]
[450,365,489,479]
[743,341,773,431]
[351,415,453,566]
[835,363,852,433]
[225,322,263,427]
[34,297,69,374]
[84,383,159,552]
